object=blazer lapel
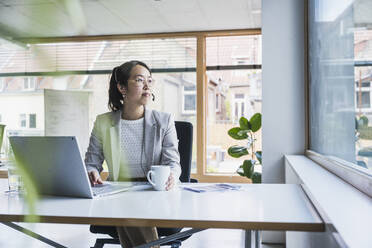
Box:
[144,108,156,166]
[110,111,121,181]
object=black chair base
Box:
[90,225,190,247]
[91,238,120,248]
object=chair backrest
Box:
[175,121,193,183]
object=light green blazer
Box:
[84,108,181,181]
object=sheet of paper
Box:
[181,183,241,193]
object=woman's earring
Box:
[152,93,155,101]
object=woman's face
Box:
[118,65,154,106]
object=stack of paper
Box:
[182,183,241,193]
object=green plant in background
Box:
[356,115,372,140]
[227,113,262,183]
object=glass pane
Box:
[29,114,36,128]
[206,69,262,174]
[148,72,197,173]
[0,38,196,73]
[20,114,26,128]
[207,35,261,66]
[309,0,372,173]
[0,37,198,171]
[0,74,111,156]
[184,95,196,111]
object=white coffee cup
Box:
[146,165,170,191]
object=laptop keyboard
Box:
[92,184,127,196]
[92,182,151,196]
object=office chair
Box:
[90,121,195,248]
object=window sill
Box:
[285,155,372,248]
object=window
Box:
[356,92,370,109]
[29,114,36,128]
[355,79,372,109]
[23,78,36,90]
[19,114,26,128]
[205,35,262,175]
[308,0,372,174]
[235,93,245,99]
[0,31,260,183]
[182,85,196,114]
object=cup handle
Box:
[146,170,156,186]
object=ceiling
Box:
[0,0,261,40]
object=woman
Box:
[84,60,181,248]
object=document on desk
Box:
[181,183,241,193]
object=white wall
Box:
[262,0,306,184]
[261,0,306,244]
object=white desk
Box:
[0,180,324,247]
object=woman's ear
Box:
[117,83,126,95]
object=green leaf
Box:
[228,127,248,140]
[237,172,245,177]
[255,151,262,164]
[237,129,249,136]
[242,160,254,178]
[239,117,251,130]
[228,146,248,158]
[251,172,262,183]
[249,113,262,132]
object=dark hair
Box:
[108,60,151,111]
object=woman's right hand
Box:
[88,170,103,186]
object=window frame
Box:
[4,29,261,183]
[305,0,372,193]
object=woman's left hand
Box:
[166,172,175,191]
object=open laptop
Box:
[9,136,151,198]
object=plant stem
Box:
[250,131,255,161]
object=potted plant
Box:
[227,113,262,183]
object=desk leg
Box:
[255,230,260,248]
[2,222,67,248]
[245,230,261,248]
[245,230,252,248]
